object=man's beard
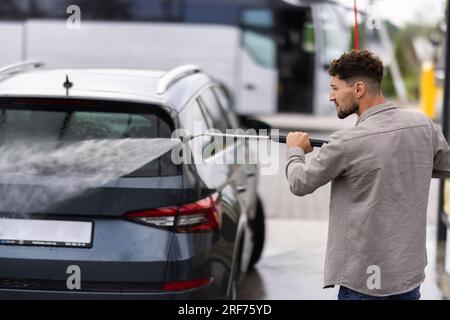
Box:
[336,101,359,119]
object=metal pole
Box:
[437,2,450,242]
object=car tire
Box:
[248,196,265,268]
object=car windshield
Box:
[0,98,179,177]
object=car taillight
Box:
[162,277,213,291]
[125,193,221,233]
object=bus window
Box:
[241,8,275,69]
[316,3,350,66]
[29,0,133,19]
[242,8,273,29]
[243,31,276,68]
[121,0,183,21]
[277,6,315,113]
[0,0,29,19]
[20,0,184,21]
[184,0,237,25]
[302,22,316,53]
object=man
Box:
[286,50,450,300]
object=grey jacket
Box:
[285,101,450,296]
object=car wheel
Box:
[248,196,265,268]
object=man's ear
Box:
[354,81,366,98]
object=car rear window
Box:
[0,98,179,177]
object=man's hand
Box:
[286,132,313,154]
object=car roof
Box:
[0,65,212,112]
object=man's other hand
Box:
[286,132,313,154]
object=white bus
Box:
[0,0,351,115]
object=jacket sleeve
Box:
[431,121,450,178]
[285,134,348,196]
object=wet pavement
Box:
[238,220,446,300]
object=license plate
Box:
[0,218,93,248]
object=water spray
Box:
[0,131,327,214]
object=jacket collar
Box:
[355,101,397,126]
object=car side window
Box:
[179,99,212,160]
[180,99,208,135]
[212,86,240,129]
[179,96,230,187]
[199,88,237,154]
[198,88,230,132]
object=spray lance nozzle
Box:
[178,131,328,148]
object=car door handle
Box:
[245,84,256,90]
[237,186,247,193]
[247,172,257,177]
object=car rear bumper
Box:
[0,280,228,300]
[0,221,234,299]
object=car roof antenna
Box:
[63,75,73,96]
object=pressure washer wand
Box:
[182,132,328,148]
[269,133,327,147]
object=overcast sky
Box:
[336,0,446,27]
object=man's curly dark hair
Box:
[328,50,384,92]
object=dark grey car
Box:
[0,63,265,299]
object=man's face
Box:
[329,76,359,119]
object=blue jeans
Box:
[338,286,421,300]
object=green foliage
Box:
[393,25,422,100]
[381,68,396,97]
[381,22,440,100]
